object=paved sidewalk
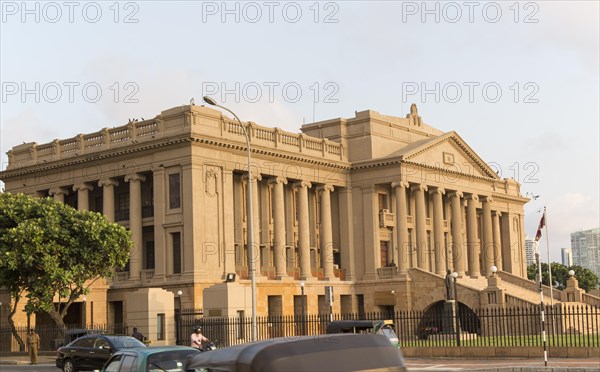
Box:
[0,353,56,365]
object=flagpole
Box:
[544,206,554,307]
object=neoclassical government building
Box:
[2,103,554,342]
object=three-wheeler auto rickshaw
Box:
[185,333,406,372]
[325,319,400,348]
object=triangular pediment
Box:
[396,132,499,179]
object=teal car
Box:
[101,346,201,372]
[326,320,400,348]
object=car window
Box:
[72,337,95,348]
[111,336,146,349]
[104,355,123,372]
[147,350,200,372]
[120,355,137,371]
[95,338,110,349]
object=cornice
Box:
[0,135,190,179]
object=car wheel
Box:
[63,359,77,372]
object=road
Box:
[0,358,598,371]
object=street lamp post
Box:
[452,271,460,346]
[300,281,306,335]
[203,96,257,342]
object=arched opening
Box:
[417,301,480,339]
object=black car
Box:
[56,334,146,372]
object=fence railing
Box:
[0,323,129,352]
[180,305,599,348]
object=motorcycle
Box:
[197,340,217,352]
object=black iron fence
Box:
[183,305,599,348]
[0,323,129,352]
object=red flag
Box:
[535,213,545,241]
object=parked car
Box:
[185,333,406,372]
[326,320,400,348]
[101,346,201,372]
[56,328,106,349]
[56,334,146,372]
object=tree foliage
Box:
[527,261,599,293]
[0,192,132,332]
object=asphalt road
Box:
[1,357,598,372]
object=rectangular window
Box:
[172,232,181,274]
[145,241,155,270]
[169,173,181,209]
[157,314,165,340]
[378,193,388,211]
[380,241,389,267]
[237,310,245,339]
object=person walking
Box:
[27,328,40,365]
[132,327,145,342]
[190,327,208,349]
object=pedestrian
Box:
[190,327,208,349]
[27,328,40,365]
[132,327,145,342]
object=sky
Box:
[1,1,598,263]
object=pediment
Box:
[399,132,499,180]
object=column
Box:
[465,194,480,278]
[318,185,335,280]
[492,211,503,271]
[481,196,494,276]
[244,175,262,277]
[98,178,118,223]
[294,181,312,280]
[430,187,446,275]
[392,181,410,272]
[223,171,236,276]
[270,177,288,279]
[411,184,428,270]
[49,187,68,203]
[448,191,465,276]
[125,173,145,280]
[152,169,165,279]
[73,183,93,211]
[338,188,356,281]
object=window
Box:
[157,314,165,340]
[145,241,155,270]
[380,241,389,267]
[378,193,388,210]
[103,355,123,372]
[172,232,181,274]
[120,355,137,372]
[169,173,181,209]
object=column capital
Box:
[428,187,445,196]
[268,176,288,185]
[316,184,334,193]
[481,195,494,203]
[125,173,146,183]
[410,184,428,192]
[292,180,312,189]
[242,174,262,182]
[49,187,68,196]
[465,193,479,202]
[492,210,502,217]
[73,183,93,192]
[448,190,463,199]
[391,181,410,189]
[98,178,119,188]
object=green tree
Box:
[0,192,132,336]
[527,262,599,292]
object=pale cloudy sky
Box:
[1,1,598,262]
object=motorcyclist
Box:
[190,327,209,350]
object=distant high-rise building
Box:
[561,248,573,267]
[571,228,600,277]
[525,238,539,266]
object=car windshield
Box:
[111,336,146,349]
[147,350,200,371]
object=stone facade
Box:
[1,103,533,335]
